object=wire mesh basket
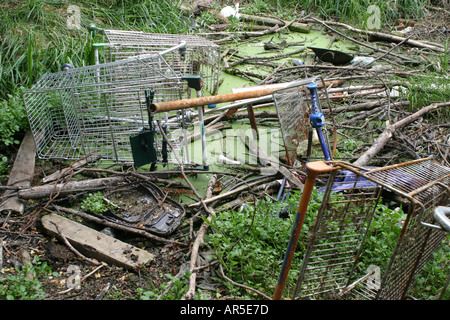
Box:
[272,77,333,166]
[24,44,188,164]
[96,29,222,96]
[289,158,449,300]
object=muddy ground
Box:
[1,200,200,300]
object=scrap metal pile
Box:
[2,13,449,301]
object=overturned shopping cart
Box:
[274,157,449,300]
[23,42,190,165]
[90,27,222,96]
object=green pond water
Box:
[143,29,358,202]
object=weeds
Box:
[80,192,120,215]
[405,75,450,117]
[205,190,320,298]
[0,255,53,300]
[0,87,30,179]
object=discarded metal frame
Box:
[90,27,222,96]
[23,43,187,164]
[271,76,333,166]
[274,157,449,300]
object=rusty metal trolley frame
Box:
[274,158,449,300]
[23,43,187,164]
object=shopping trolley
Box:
[23,42,188,165]
[89,26,222,96]
[274,157,449,300]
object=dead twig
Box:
[184,174,217,300]
[354,101,450,167]
[50,221,100,266]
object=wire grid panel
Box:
[24,85,83,160]
[292,168,382,299]
[101,29,222,95]
[24,52,186,163]
[272,77,331,166]
[292,158,449,300]
[364,159,450,300]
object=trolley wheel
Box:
[61,63,74,71]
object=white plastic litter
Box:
[217,154,241,165]
[376,86,406,98]
[220,3,240,18]
[292,58,303,66]
[392,26,414,35]
[350,56,376,66]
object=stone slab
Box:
[41,213,154,270]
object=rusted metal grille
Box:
[365,159,450,300]
[292,158,449,300]
[272,77,332,166]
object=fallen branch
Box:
[18,176,126,200]
[183,174,217,300]
[239,13,311,34]
[353,101,450,167]
[42,156,98,184]
[305,17,445,53]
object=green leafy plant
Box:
[0,255,52,300]
[409,243,450,300]
[80,192,115,215]
[205,190,320,298]
[0,88,30,179]
[0,88,30,148]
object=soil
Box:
[0,206,202,300]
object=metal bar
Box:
[273,161,335,300]
[434,206,450,234]
[307,82,331,161]
[149,80,344,113]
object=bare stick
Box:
[50,221,100,266]
[183,174,217,300]
[308,17,421,64]
[354,102,450,167]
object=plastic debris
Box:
[292,58,303,66]
[220,3,240,18]
[350,56,376,66]
[217,154,241,165]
